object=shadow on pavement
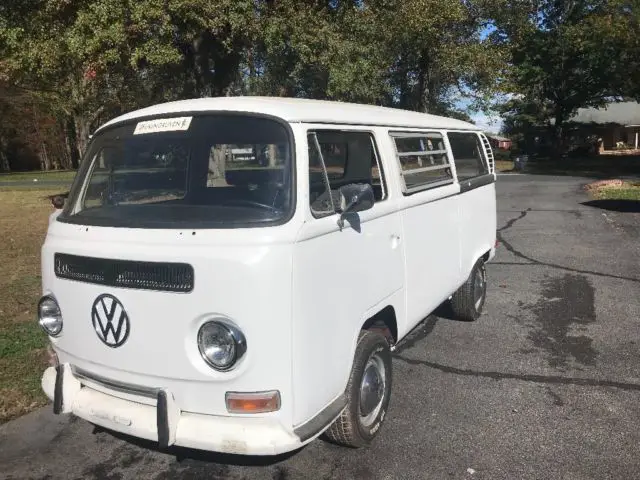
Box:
[519,155,640,178]
[581,199,640,213]
[92,424,304,467]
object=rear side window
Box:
[390,132,453,194]
[308,130,386,218]
[447,132,488,180]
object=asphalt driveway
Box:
[1,174,639,480]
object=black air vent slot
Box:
[54,253,194,293]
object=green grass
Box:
[0,170,77,183]
[0,189,59,423]
[592,182,640,201]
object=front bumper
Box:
[41,364,303,455]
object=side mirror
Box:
[47,192,69,210]
[337,183,374,230]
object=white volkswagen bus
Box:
[39,97,497,455]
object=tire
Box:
[324,330,392,448]
[450,257,487,322]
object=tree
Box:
[1,0,257,163]
[373,0,505,115]
[0,0,505,171]
[491,0,640,155]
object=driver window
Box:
[308,130,386,218]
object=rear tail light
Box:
[225,391,281,414]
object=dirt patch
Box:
[584,179,625,190]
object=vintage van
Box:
[39,97,497,455]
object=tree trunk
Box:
[207,145,229,187]
[63,129,74,169]
[40,142,52,171]
[416,53,431,113]
[551,110,566,159]
[0,134,9,172]
[0,149,9,172]
[59,119,74,170]
[74,115,91,160]
[32,105,51,170]
[268,144,277,167]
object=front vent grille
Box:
[54,253,194,293]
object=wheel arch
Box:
[360,305,398,345]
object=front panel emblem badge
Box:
[91,294,130,347]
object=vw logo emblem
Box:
[91,294,130,348]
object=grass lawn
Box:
[0,170,77,183]
[0,188,58,423]
[588,181,640,201]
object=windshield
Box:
[60,114,294,228]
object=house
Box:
[485,133,512,150]
[567,101,640,151]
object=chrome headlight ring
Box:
[197,319,247,371]
[38,295,63,337]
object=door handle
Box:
[390,234,401,249]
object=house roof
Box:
[96,96,480,133]
[486,133,511,142]
[569,101,640,126]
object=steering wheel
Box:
[221,199,281,212]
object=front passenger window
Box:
[308,131,386,218]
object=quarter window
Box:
[391,132,453,194]
[447,132,488,180]
[308,130,386,218]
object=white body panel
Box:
[39,97,497,455]
[399,184,463,327]
[42,220,297,419]
[291,127,405,425]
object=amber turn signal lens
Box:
[225,391,281,414]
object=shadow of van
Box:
[91,424,304,467]
[581,199,640,213]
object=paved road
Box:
[2,174,639,480]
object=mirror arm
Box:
[337,198,359,230]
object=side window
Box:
[390,132,453,194]
[447,132,488,180]
[308,130,386,218]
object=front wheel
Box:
[324,330,392,448]
[450,257,487,322]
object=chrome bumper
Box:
[41,364,303,455]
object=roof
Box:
[569,101,640,126]
[486,133,510,142]
[96,96,479,133]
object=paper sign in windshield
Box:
[133,117,192,135]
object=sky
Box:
[470,111,504,133]
[454,95,505,134]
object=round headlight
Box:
[197,321,246,371]
[38,296,63,336]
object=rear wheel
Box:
[450,258,487,322]
[324,330,392,448]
